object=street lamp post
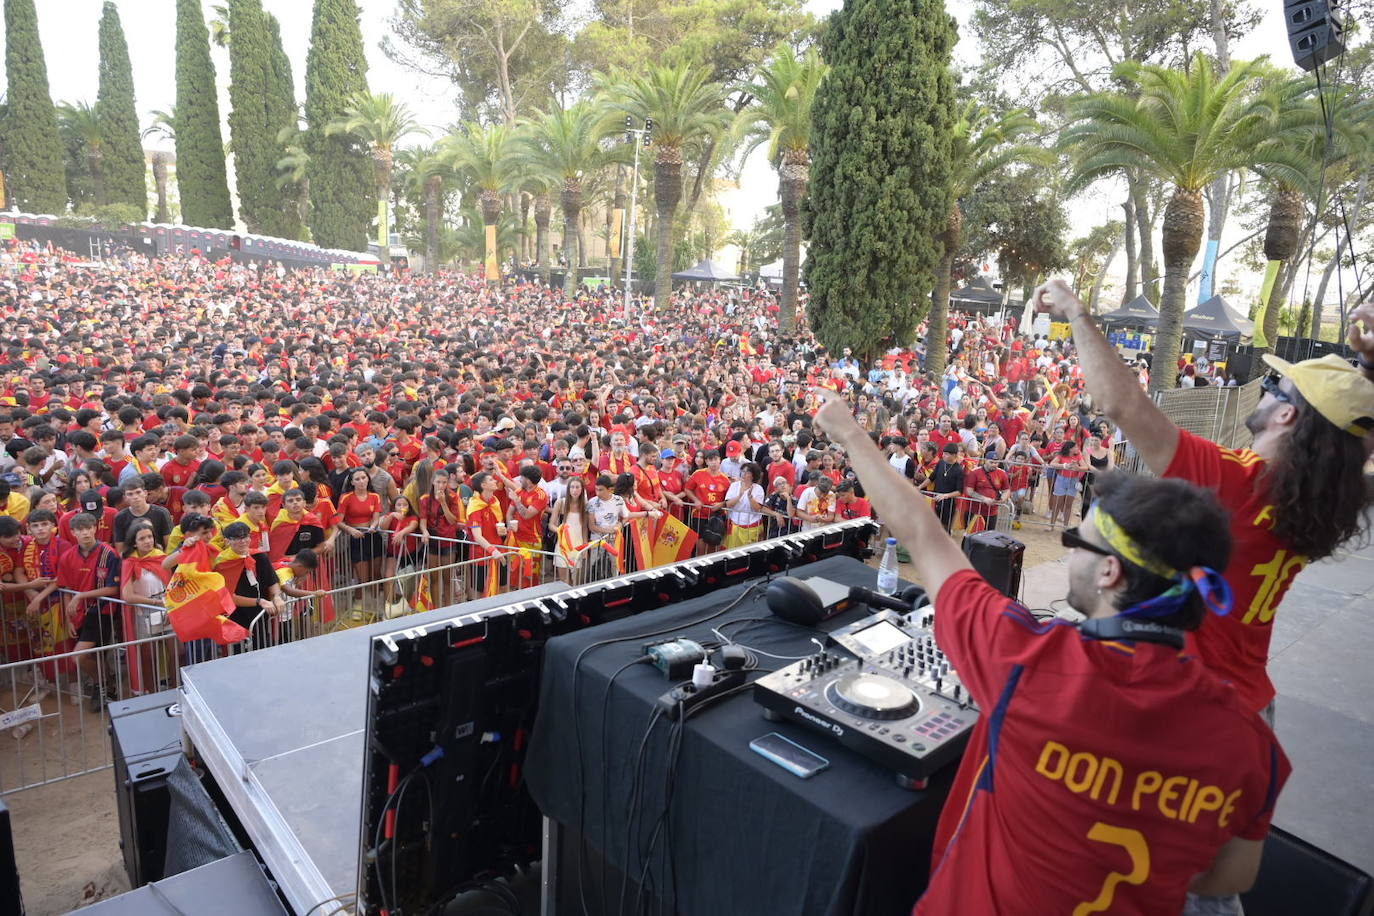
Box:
[623,116,652,320]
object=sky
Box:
[0,0,1297,266]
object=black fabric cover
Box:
[525,555,957,916]
[162,757,242,878]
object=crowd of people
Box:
[2,233,1373,915]
[0,240,1125,708]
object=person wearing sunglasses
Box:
[1034,281,1374,720]
[814,388,1289,916]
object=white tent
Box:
[758,260,784,280]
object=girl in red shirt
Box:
[337,468,382,585]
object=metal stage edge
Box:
[179,520,876,916]
[180,582,570,916]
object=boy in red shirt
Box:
[815,390,1288,916]
[684,449,730,553]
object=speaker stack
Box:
[1285,0,1348,71]
[961,531,1025,599]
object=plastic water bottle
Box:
[876,537,899,596]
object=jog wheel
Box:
[825,672,919,720]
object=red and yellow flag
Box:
[166,542,246,646]
[651,514,698,567]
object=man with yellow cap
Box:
[1037,281,1374,718]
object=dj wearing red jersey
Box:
[814,388,1290,916]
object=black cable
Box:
[586,656,653,916]
[569,581,764,916]
[618,707,664,916]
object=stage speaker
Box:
[109,691,183,888]
[961,531,1024,599]
[0,797,21,915]
[1286,0,1348,72]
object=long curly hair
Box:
[1261,388,1370,560]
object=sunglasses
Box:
[1061,526,1114,559]
[1260,373,1292,404]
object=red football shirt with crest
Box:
[1164,430,1303,712]
[915,570,1289,916]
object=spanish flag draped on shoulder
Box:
[166,541,249,645]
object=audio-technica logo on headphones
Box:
[795,705,844,736]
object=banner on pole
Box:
[609,208,625,259]
[484,224,499,280]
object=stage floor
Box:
[1268,534,1374,876]
[179,583,568,916]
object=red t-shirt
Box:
[684,469,730,519]
[510,485,549,544]
[930,430,962,453]
[161,458,201,490]
[917,570,1289,915]
[338,491,381,527]
[1165,430,1306,712]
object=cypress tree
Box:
[264,13,304,239]
[227,0,274,232]
[802,0,957,361]
[97,1,146,215]
[2,0,67,213]
[175,0,233,228]
[304,0,373,251]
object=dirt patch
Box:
[7,769,128,914]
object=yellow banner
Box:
[609,208,625,259]
[377,199,389,254]
[485,224,499,280]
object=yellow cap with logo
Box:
[1261,353,1374,438]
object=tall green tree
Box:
[519,101,615,293]
[305,0,374,250]
[96,2,145,215]
[1062,54,1267,391]
[175,0,233,227]
[926,102,1048,378]
[601,63,730,311]
[325,92,428,265]
[444,122,518,281]
[263,13,304,238]
[399,144,454,271]
[228,0,277,233]
[735,45,828,333]
[2,0,66,212]
[803,0,956,360]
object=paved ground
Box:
[1266,541,1374,876]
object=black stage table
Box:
[525,556,957,916]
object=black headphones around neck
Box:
[1078,616,1185,650]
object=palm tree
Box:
[519,101,616,293]
[1062,54,1267,391]
[274,124,312,236]
[58,101,107,207]
[325,92,428,266]
[451,208,522,265]
[927,102,1050,379]
[399,144,455,273]
[600,64,730,311]
[209,4,230,48]
[726,226,762,275]
[443,123,519,282]
[1246,77,1370,357]
[142,107,178,224]
[734,47,828,333]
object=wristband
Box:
[1358,352,1374,371]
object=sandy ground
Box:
[8,770,130,914]
[2,521,1071,915]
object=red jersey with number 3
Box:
[915,570,1288,916]
[1164,429,1304,712]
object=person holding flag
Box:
[161,514,248,662]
